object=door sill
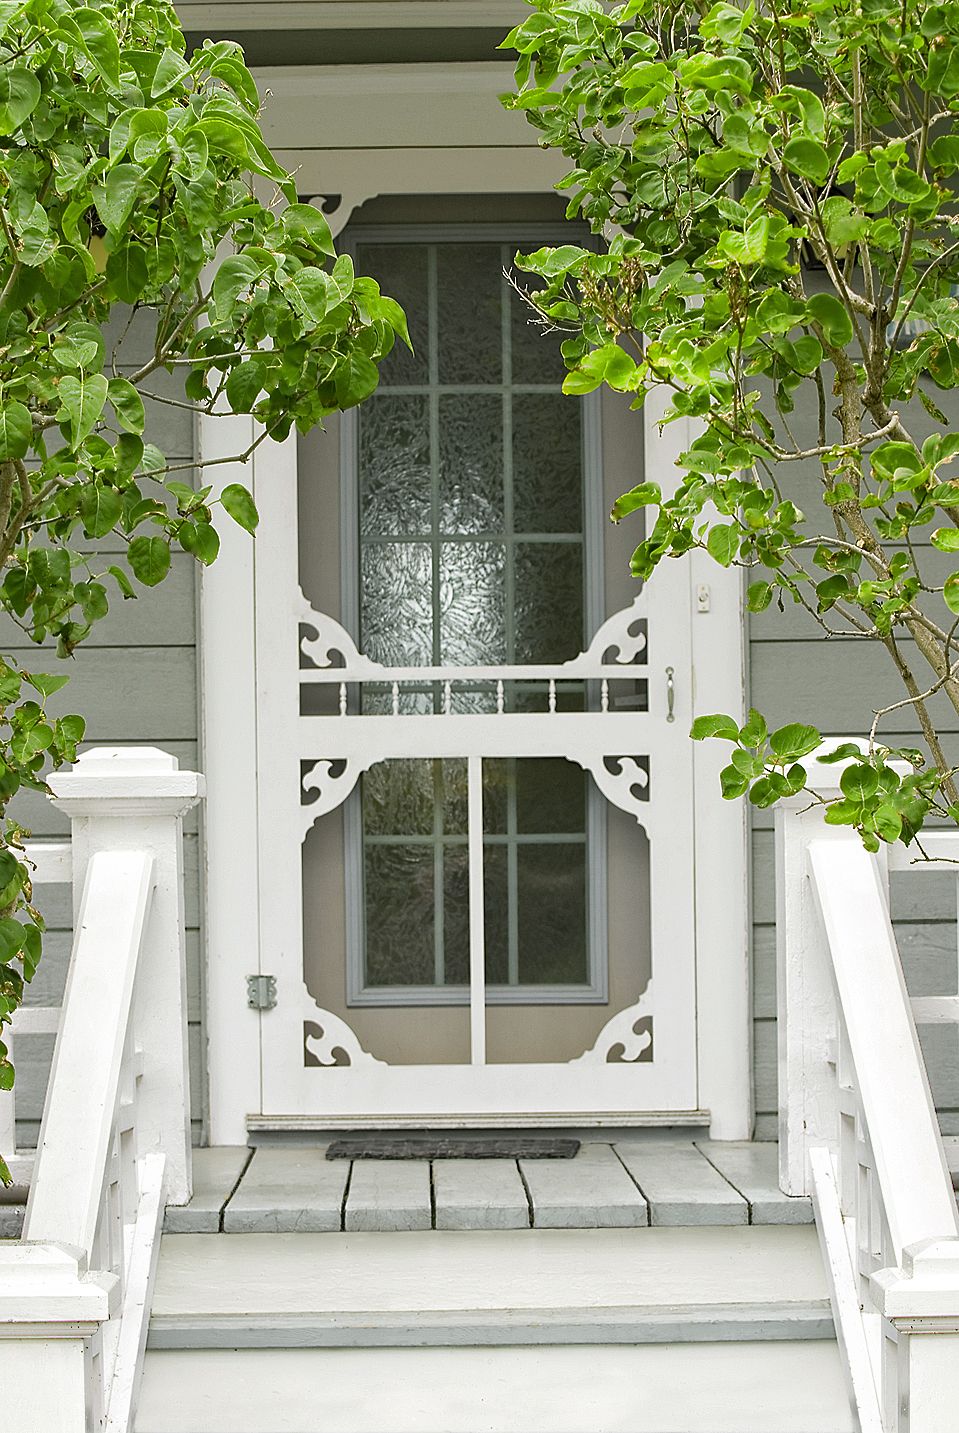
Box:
[247,1110,711,1137]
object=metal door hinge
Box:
[247,974,277,1011]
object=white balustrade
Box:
[0,747,203,1433]
[777,743,959,1432]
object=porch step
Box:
[140,1226,850,1432]
[148,1225,833,1349]
[135,1342,855,1433]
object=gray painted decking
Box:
[161,1139,811,1235]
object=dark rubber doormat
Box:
[326,1135,581,1160]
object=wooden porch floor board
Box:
[695,1140,815,1225]
[518,1143,649,1228]
[165,1146,250,1234]
[344,1158,432,1231]
[432,1157,530,1230]
[222,1147,348,1233]
[613,1140,749,1226]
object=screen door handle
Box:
[666,666,675,722]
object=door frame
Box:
[199,63,750,1144]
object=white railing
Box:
[0,748,203,1433]
[777,746,959,1433]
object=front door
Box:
[251,224,700,1127]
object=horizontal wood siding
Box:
[9,313,204,1147]
[748,384,959,1138]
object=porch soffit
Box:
[254,63,533,152]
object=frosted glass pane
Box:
[355,243,429,386]
[437,245,502,384]
[365,844,435,986]
[517,759,586,834]
[517,844,588,983]
[363,760,435,836]
[439,541,507,664]
[359,396,431,537]
[510,287,567,384]
[442,758,469,835]
[439,393,504,534]
[361,542,433,665]
[514,543,583,663]
[512,394,582,534]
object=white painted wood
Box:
[198,406,263,1145]
[776,751,862,1196]
[344,1160,432,1232]
[177,2,531,29]
[49,748,203,1207]
[22,840,73,885]
[0,1339,90,1433]
[0,1243,116,1433]
[151,1224,830,1320]
[24,849,154,1255]
[808,1147,883,1433]
[614,1140,748,1226]
[223,1147,348,1233]
[520,1143,647,1228]
[136,1341,856,1433]
[466,756,486,1067]
[432,1159,529,1230]
[8,1007,60,1034]
[807,838,959,1261]
[640,381,751,1143]
[164,1147,250,1234]
[104,1153,166,1433]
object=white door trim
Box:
[199,67,750,1141]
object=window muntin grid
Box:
[347,232,601,1003]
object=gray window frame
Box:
[339,222,608,1008]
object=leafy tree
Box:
[0,0,405,1177]
[502,0,959,852]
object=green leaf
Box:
[769,723,821,762]
[58,373,108,449]
[564,343,636,395]
[280,203,335,256]
[719,764,750,799]
[220,483,258,533]
[94,164,141,237]
[611,483,661,522]
[282,266,329,324]
[783,136,831,185]
[706,523,740,567]
[944,573,959,614]
[108,564,137,600]
[334,351,380,409]
[740,708,768,746]
[107,378,145,435]
[26,672,69,697]
[0,402,32,461]
[932,528,959,552]
[0,67,40,135]
[105,243,149,305]
[128,536,171,588]
[80,484,122,538]
[690,713,741,741]
[0,918,24,961]
[807,293,854,348]
[840,762,880,800]
[225,359,266,413]
[179,519,220,564]
[70,8,121,89]
[212,253,260,322]
[151,47,189,97]
[0,850,19,892]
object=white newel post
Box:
[872,1239,959,1432]
[48,746,204,1206]
[775,741,891,1195]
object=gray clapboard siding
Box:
[4,329,206,1148]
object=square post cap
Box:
[49,746,204,817]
